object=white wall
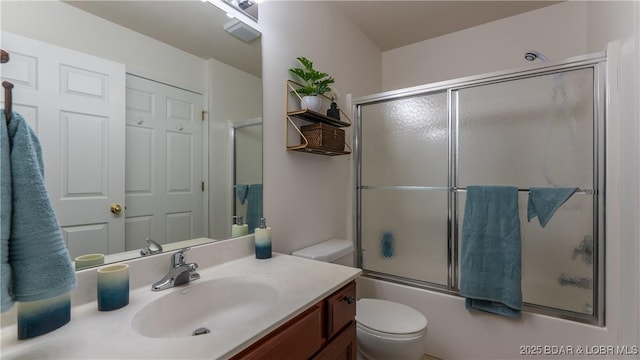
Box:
[382,1,588,91]
[259,1,381,255]
[585,0,640,350]
[367,2,639,359]
[0,1,207,93]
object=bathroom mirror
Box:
[0,0,262,267]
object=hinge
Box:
[201,181,205,192]
[201,110,206,121]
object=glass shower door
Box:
[355,54,605,323]
[456,68,597,314]
[359,92,449,286]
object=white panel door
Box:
[0,32,126,258]
[125,75,204,250]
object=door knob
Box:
[110,203,123,215]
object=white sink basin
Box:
[131,276,281,338]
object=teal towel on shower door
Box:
[246,184,262,234]
[527,187,578,227]
[236,184,249,204]
[460,186,522,318]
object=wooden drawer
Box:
[232,304,323,360]
[232,281,357,360]
[325,282,356,339]
[313,322,357,360]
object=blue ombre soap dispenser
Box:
[254,217,272,259]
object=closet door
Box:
[1,32,126,258]
[124,75,204,251]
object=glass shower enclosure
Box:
[354,52,606,324]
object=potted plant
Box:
[288,56,335,112]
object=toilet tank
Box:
[291,239,354,266]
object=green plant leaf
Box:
[288,57,335,95]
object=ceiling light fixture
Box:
[224,20,261,43]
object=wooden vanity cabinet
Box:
[232,281,357,360]
[232,304,323,360]
[313,322,357,360]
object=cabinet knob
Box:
[341,296,355,305]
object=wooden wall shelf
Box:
[285,81,351,156]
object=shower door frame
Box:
[231,118,263,227]
[353,51,607,325]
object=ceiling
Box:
[63,1,561,77]
[334,1,561,51]
[64,1,263,77]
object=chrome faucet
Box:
[151,248,200,291]
[140,237,163,256]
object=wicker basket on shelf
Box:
[300,123,345,151]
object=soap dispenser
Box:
[231,215,248,237]
[254,217,272,259]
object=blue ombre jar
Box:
[97,264,129,311]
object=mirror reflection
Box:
[0,0,262,268]
[233,120,263,233]
[222,0,259,21]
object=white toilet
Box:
[292,239,428,360]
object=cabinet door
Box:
[232,305,322,360]
[313,322,357,360]
[325,282,356,338]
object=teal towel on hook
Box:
[1,112,12,311]
[460,186,522,318]
[527,187,578,227]
[381,231,395,258]
[1,112,77,312]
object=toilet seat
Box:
[357,322,425,340]
[356,298,427,336]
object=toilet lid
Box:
[356,298,427,335]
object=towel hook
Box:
[1,49,13,124]
[3,82,13,124]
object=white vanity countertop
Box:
[1,254,362,359]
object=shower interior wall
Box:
[361,1,639,359]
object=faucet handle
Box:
[171,247,191,266]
